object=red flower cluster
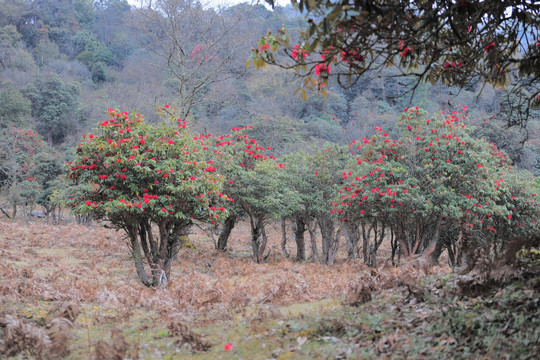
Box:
[291,44,308,61]
[314,63,331,77]
[442,61,464,71]
[399,41,413,57]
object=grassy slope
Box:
[1,219,538,359]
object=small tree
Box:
[0,81,31,130]
[280,149,346,262]
[206,127,291,263]
[67,108,231,286]
[22,74,81,146]
[32,148,65,224]
[233,159,288,263]
[135,0,244,121]
[280,145,353,265]
[202,126,278,253]
[0,127,43,219]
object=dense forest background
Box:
[0,0,539,217]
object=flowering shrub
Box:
[280,145,351,264]
[203,127,287,262]
[67,109,231,286]
[333,108,538,266]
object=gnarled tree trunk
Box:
[217,216,236,251]
[344,222,360,259]
[280,218,290,258]
[129,219,190,287]
[319,215,340,265]
[307,218,319,262]
[249,214,265,263]
[294,217,306,261]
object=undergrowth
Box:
[1,219,538,359]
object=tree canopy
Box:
[255,0,540,127]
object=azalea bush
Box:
[333,107,539,266]
[210,127,294,262]
[280,146,351,264]
[200,126,280,255]
[67,109,231,286]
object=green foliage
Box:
[91,61,107,83]
[246,116,304,155]
[33,38,63,67]
[281,145,351,220]
[22,74,81,145]
[0,127,44,217]
[0,24,21,48]
[31,147,65,211]
[0,81,31,130]
[279,151,316,219]
[0,24,36,71]
[333,107,539,262]
[208,126,288,221]
[257,0,540,126]
[67,108,230,228]
[29,0,95,52]
[72,29,114,69]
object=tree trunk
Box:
[51,208,57,225]
[128,226,153,287]
[134,220,190,287]
[361,222,373,263]
[138,222,156,272]
[217,216,236,251]
[319,216,340,265]
[280,218,289,258]
[249,214,264,263]
[423,213,444,262]
[391,229,399,265]
[344,222,360,258]
[368,222,386,267]
[294,217,306,261]
[307,218,319,262]
[319,217,332,264]
[259,225,269,260]
[327,228,341,265]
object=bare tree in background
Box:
[134,0,247,121]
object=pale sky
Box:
[128,0,291,9]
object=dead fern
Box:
[168,321,212,352]
[0,314,51,358]
[345,283,372,307]
[0,301,79,359]
[46,317,74,359]
[457,247,521,296]
[94,328,129,360]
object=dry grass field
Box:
[1,218,538,359]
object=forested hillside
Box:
[1,0,538,168]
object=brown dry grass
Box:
[0,218,449,318]
[0,217,451,358]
